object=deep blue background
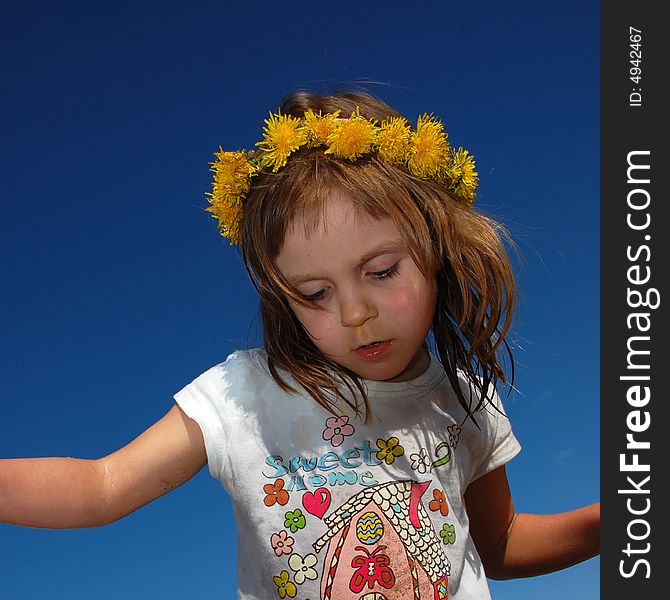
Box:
[1,1,599,598]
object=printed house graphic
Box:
[313,480,450,599]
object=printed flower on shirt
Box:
[273,570,297,598]
[322,415,355,447]
[440,523,457,545]
[447,424,462,447]
[428,489,450,516]
[410,447,430,473]
[288,552,319,584]
[270,530,295,556]
[263,478,290,507]
[376,436,405,465]
[284,508,307,533]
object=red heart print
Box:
[302,487,331,519]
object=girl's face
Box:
[275,192,437,382]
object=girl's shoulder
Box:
[176,347,275,402]
[200,346,268,376]
[452,372,521,479]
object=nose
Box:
[340,292,378,328]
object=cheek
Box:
[292,307,338,345]
[387,281,436,326]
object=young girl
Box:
[1,90,599,599]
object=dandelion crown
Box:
[206,106,479,244]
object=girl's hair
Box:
[240,90,516,424]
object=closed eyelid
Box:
[285,273,327,288]
[369,264,397,275]
[301,287,326,300]
[362,252,407,273]
[289,280,330,305]
[291,278,328,295]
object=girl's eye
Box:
[370,264,400,279]
[302,288,326,302]
[300,263,399,301]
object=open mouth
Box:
[355,340,392,360]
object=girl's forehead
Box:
[276,206,405,281]
[285,189,387,241]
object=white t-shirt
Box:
[175,349,520,600]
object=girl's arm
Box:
[0,404,206,529]
[464,465,600,580]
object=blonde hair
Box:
[240,90,515,423]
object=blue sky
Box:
[0,1,599,598]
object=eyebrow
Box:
[285,239,407,287]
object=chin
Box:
[357,358,415,382]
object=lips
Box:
[354,340,393,361]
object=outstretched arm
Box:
[0,404,206,529]
[465,465,600,580]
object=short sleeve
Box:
[173,358,238,481]
[469,387,521,482]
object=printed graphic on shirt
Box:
[264,417,462,600]
[314,479,450,599]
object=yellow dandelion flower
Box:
[377,116,411,163]
[450,147,478,207]
[407,114,451,178]
[209,150,255,198]
[303,109,340,146]
[457,187,476,207]
[442,156,462,185]
[207,195,244,244]
[256,112,307,172]
[325,108,377,160]
[206,150,255,244]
